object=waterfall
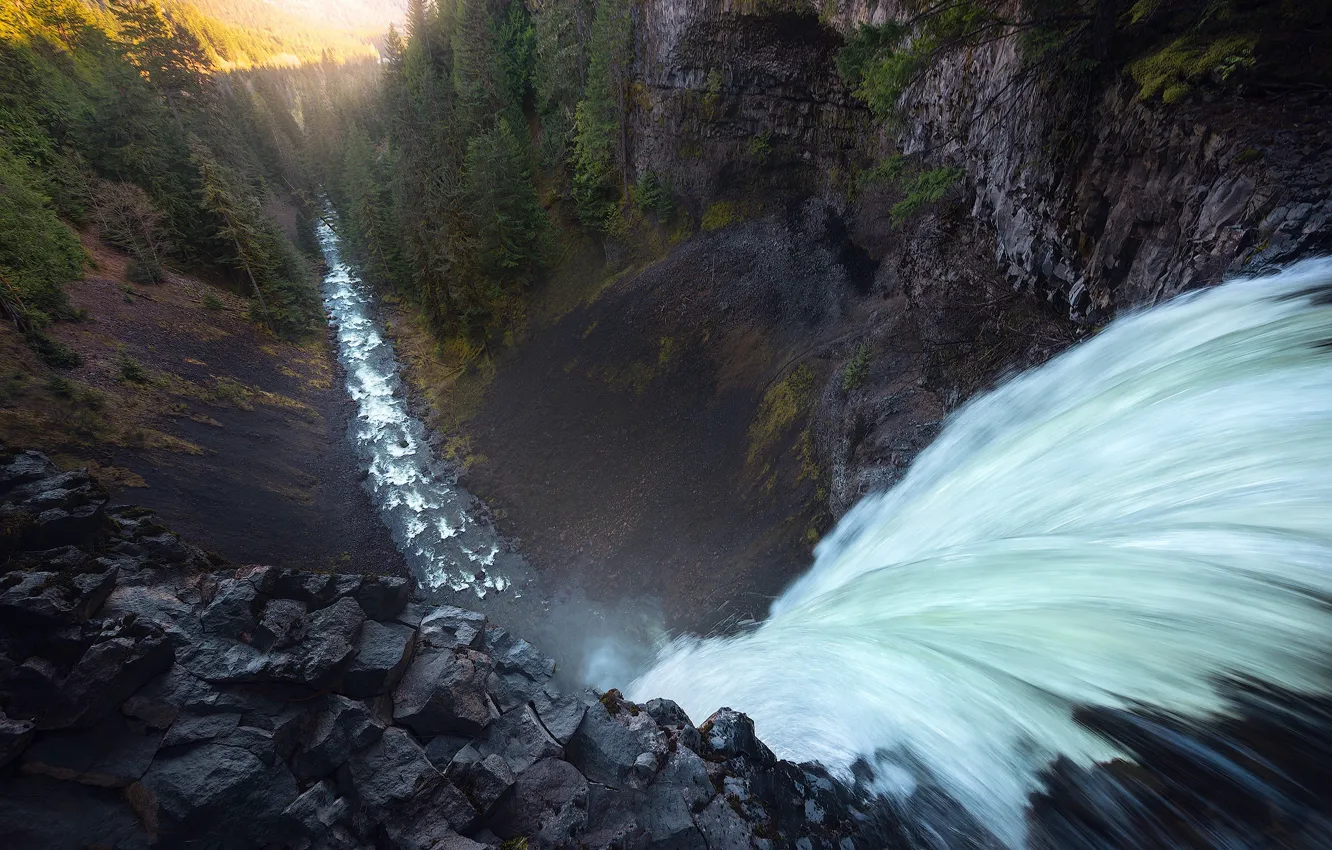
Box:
[630,259,1332,847]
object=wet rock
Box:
[536,691,588,745]
[199,578,258,638]
[486,757,589,846]
[393,648,494,737]
[293,694,385,781]
[344,619,416,698]
[700,708,776,766]
[479,703,564,774]
[639,781,708,850]
[693,794,756,850]
[130,741,298,848]
[657,748,716,811]
[420,606,487,650]
[251,598,306,651]
[566,692,668,787]
[355,576,412,621]
[0,709,34,767]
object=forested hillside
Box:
[0,0,349,359]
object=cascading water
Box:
[630,259,1332,847]
[317,220,514,596]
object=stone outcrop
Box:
[0,447,887,849]
[629,0,1332,319]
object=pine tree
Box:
[572,0,632,228]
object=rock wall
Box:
[630,0,874,205]
[630,0,1332,318]
[0,447,885,850]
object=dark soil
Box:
[460,203,878,631]
[1,234,403,577]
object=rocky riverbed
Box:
[0,446,887,850]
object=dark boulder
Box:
[130,741,298,848]
[700,708,776,766]
[420,606,487,651]
[393,648,494,737]
[0,709,34,767]
[161,711,241,749]
[0,774,149,850]
[344,619,416,698]
[199,579,258,639]
[41,619,174,729]
[251,598,306,651]
[280,778,350,842]
[487,757,589,847]
[478,703,564,774]
[566,692,667,788]
[293,694,385,781]
[355,575,412,621]
[0,564,118,630]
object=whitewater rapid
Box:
[630,259,1332,847]
[317,221,512,596]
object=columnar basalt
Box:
[0,447,886,850]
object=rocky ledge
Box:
[0,447,882,850]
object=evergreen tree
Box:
[572,0,631,228]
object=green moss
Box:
[1129,34,1257,103]
[701,202,742,231]
[747,129,773,163]
[747,363,815,464]
[891,166,964,226]
[841,343,873,392]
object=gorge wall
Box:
[627,0,1332,319]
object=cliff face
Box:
[631,0,873,205]
[630,0,1332,318]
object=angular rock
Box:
[693,795,756,850]
[355,575,412,621]
[701,708,776,766]
[454,752,515,815]
[380,776,481,850]
[394,648,493,737]
[639,781,708,850]
[536,691,588,745]
[479,703,564,774]
[424,734,473,769]
[199,579,258,638]
[344,619,416,698]
[657,748,716,811]
[293,694,385,781]
[21,715,160,787]
[0,709,34,767]
[130,741,298,848]
[486,757,589,845]
[0,450,57,492]
[42,621,174,729]
[420,606,486,650]
[121,664,218,728]
[161,711,240,749]
[251,598,306,651]
[281,778,349,841]
[0,565,118,630]
[566,693,668,787]
[339,726,437,810]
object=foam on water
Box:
[317,221,511,596]
[631,259,1332,847]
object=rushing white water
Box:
[317,221,512,595]
[630,259,1332,847]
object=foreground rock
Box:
[0,448,888,849]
